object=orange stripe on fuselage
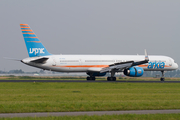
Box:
[138,65,148,67]
[52,64,171,68]
[53,64,171,68]
[138,65,170,67]
[53,65,109,68]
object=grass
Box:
[0,82,180,113]
[1,114,180,120]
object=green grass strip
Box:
[0,82,180,113]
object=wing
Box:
[100,61,134,73]
[100,49,149,73]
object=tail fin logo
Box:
[29,48,45,55]
[20,24,51,57]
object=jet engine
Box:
[124,67,144,77]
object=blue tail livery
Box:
[20,24,51,57]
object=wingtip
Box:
[145,49,149,61]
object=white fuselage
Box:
[22,54,178,73]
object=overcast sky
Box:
[0,0,180,72]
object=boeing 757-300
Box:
[19,24,178,81]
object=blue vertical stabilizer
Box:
[20,24,51,57]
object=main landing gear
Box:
[86,71,116,81]
[86,76,116,81]
[107,71,116,81]
[86,76,96,80]
[107,77,116,81]
[160,71,165,81]
[86,72,96,80]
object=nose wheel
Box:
[160,77,165,81]
[160,71,165,81]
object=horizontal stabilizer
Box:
[3,57,21,61]
[30,57,49,63]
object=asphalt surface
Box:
[0,110,180,118]
[0,80,180,83]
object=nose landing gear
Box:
[160,71,165,81]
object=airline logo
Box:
[29,48,45,55]
[147,61,165,69]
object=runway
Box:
[0,110,180,118]
[0,80,180,83]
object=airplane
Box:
[19,24,178,81]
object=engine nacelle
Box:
[123,67,144,77]
[87,72,106,77]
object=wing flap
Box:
[100,61,134,73]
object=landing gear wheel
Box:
[107,77,110,81]
[107,70,116,81]
[86,77,96,81]
[160,78,165,81]
[107,77,116,81]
